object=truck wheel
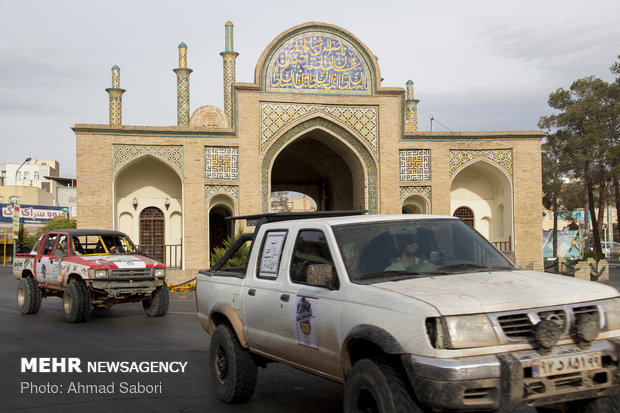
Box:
[563,394,620,413]
[344,359,425,413]
[63,281,92,323]
[17,277,42,315]
[209,325,257,403]
[142,283,169,317]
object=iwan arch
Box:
[74,22,544,282]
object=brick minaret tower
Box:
[106,65,125,126]
[220,21,238,127]
[174,42,193,126]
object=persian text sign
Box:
[266,32,371,94]
[1,204,69,224]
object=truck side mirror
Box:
[306,264,339,290]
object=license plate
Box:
[532,351,602,378]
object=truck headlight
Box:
[153,268,165,278]
[88,269,108,279]
[602,297,620,331]
[427,315,500,349]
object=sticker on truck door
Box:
[295,295,318,349]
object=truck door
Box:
[275,228,343,378]
[48,234,68,285]
[241,229,290,356]
[36,233,58,285]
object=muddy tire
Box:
[344,358,425,413]
[565,394,620,412]
[142,283,169,317]
[17,277,42,314]
[209,325,257,403]
[63,281,92,323]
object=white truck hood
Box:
[372,270,619,315]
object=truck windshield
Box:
[72,234,134,255]
[332,218,514,283]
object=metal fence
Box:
[492,236,511,252]
[136,243,183,269]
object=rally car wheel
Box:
[63,281,92,323]
[209,325,257,403]
[17,277,42,315]
[143,283,169,317]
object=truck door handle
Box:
[280,294,290,302]
[248,289,256,296]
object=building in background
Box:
[0,160,77,263]
[74,22,544,282]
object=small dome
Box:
[189,106,228,128]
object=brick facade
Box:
[74,22,544,282]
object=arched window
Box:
[140,207,165,263]
[34,171,40,180]
[453,206,475,228]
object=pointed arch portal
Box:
[262,118,377,213]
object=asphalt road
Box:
[0,266,343,413]
[2,264,618,413]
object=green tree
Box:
[209,226,251,268]
[542,130,569,266]
[21,217,77,251]
[539,70,619,260]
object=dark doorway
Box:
[209,206,232,254]
[140,207,165,262]
[271,131,360,211]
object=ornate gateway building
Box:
[74,22,544,282]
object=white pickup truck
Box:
[196,213,620,412]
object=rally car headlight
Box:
[153,268,165,278]
[88,269,108,279]
[427,314,500,349]
[602,297,620,331]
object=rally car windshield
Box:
[332,218,514,284]
[72,234,135,255]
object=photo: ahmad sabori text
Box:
[21,380,163,395]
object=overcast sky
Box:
[1,0,618,178]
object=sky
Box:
[1,0,619,178]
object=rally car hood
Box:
[69,254,162,269]
[372,270,619,315]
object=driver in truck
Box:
[385,234,436,272]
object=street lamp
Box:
[13,157,31,259]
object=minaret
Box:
[105,66,126,126]
[173,42,193,126]
[220,21,238,127]
[405,80,420,131]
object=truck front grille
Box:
[109,269,153,280]
[493,302,603,342]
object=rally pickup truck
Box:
[196,212,620,412]
[14,229,168,322]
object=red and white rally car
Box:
[14,229,168,322]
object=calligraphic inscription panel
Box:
[399,149,430,181]
[266,32,371,94]
[205,146,238,180]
